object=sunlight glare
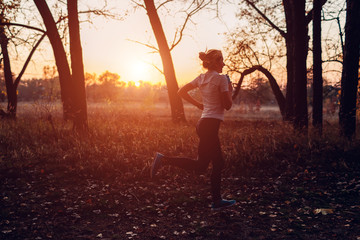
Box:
[135,81,141,87]
[130,60,150,82]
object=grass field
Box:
[0,102,359,239]
[0,101,354,172]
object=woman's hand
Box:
[178,83,204,110]
[228,82,233,93]
[197,103,204,110]
[221,82,233,111]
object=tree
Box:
[339,0,360,139]
[1,0,117,124]
[141,0,184,122]
[68,0,88,130]
[132,0,212,122]
[236,0,328,130]
[34,0,73,121]
[234,66,286,117]
[283,0,309,130]
[224,32,286,117]
[0,0,46,118]
[312,0,323,134]
[98,71,121,86]
[0,17,15,118]
[97,71,122,101]
[34,0,88,130]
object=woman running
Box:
[151,49,235,210]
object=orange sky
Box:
[12,1,342,87]
[81,2,239,85]
[16,1,239,86]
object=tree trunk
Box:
[246,0,325,126]
[312,0,323,134]
[144,0,186,122]
[283,0,294,122]
[232,66,286,118]
[284,41,295,122]
[34,0,73,120]
[68,0,88,131]
[284,0,309,130]
[0,24,16,119]
[339,0,360,139]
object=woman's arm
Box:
[178,83,204,110]
[221,82,233,110]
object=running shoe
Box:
[150,152,164,178]
[211,199,236,210]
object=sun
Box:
[134,81,141,87]
[130,60,150,82]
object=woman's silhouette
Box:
[151,49,235,210]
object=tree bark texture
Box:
[283,0,309,130]
[339,0,360,139]
[0,24,17,118]
[283,0,294,122]
[312,0,323,134]
[68,0,88,130]
[144,0,186,122]
[34,0,73,120]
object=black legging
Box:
[166,118,224,202]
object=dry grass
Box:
[0,102,359,178]
[1,102,360,240]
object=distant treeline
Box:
[0,71,340,106]
[0,77,169,104]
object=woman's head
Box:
[199,49,225,73]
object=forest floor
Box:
[0,104,359,239]
[1,156,359,240]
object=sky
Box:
[9,0,343,87]
[15,0,239,85]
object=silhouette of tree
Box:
[34,0,74,120]
[131,0,212,122]
[283,0,309,130]
[2,0,114,126]
[231,0,329,131]
[312,0,323,134]
[225,16,286,118]
[34,0,89,130]
[68,0,88,131]
[339,0,360,139]
[97,71,122,101]
[0,0,45,118]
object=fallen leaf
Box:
[313,208,334,215]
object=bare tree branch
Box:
[231,65,286,117]
[148,61,164,75]
[323,59,343,65]
[0,22,45,33]
[169,0,212,51]
[156,0,175,10]
[14,33,46,88]
[244,0,286,39]
[323,69,342,74]
[126,38,159,52]
[305,0,328,25]
[130,1,212,53]
[79,9,121,20]
[336,16,344,54]
[256,21,273,70]
[131,0,146,10]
